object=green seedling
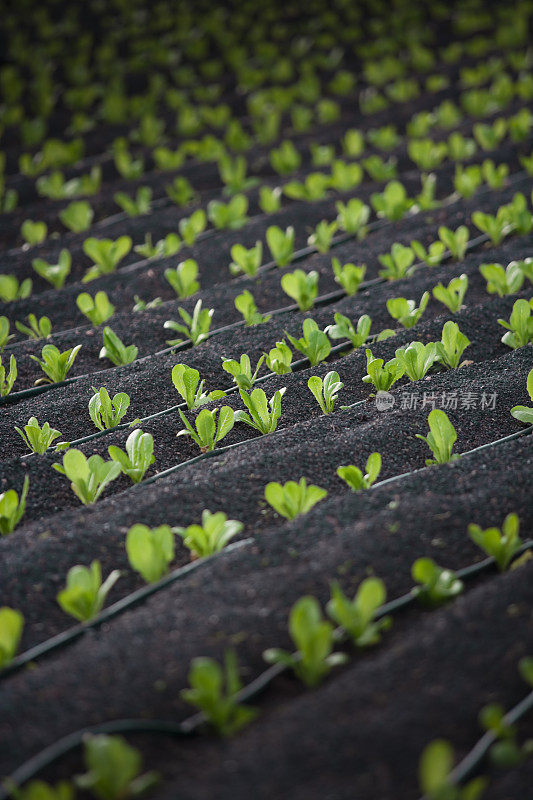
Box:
[57,560,120,622]
[387,292,429,328]
[15,417,61,454]
[126,524,174,584]
[283,174,329,202]
[165,176,196,207]
[134,233,181,260]
[308,371,343,414]
[473,118,507,150]
[265,341,293,375]
[114,187,152,217]
[327,577,390,646]
[82,236,132,282]
[342,129,364,157]
[362,155,397,181]
[419,739,487,800]
[31,344,81,384]
[265,477,327,520]
[165,259,200,299]
[173,510,243,559]
[0,317,14,351]
[329,160,363,192]
[235,387,285,434]
[259,186,282,214]
[270,140,301,175]
[0,354,17,397]
[362,349,404,392]
[132,296,163,313]
[448,133,477,162]
[59,200,94,232]
[114,148,144,179]
[438,225,469,260]
[286,319,331,366]
[410,240,446,267]
[412,558,463,607]
[307,220,337,254]
[75,734,159,800]
[53,449,121,505]
[325,313,372,349]
[479,702,532,769]
[76,291,115,325]
[0,607,24,670]
[15,313,52,340]
[454,164,482,198]
[99,327,138,366]
[0,274,32,302]
[378,243,415,280]
[337,453,382,491]
[266,225,295,267]
[472,210,509,246]
[335,199,370,236]
[481,159,508,189]
[432,274,468,312]
[408,139,447,171]
[172,364,225,410]
[435,321,471,369]
[108,429,155,484]
[219,155,257,195]
[394,341,437,381]
[207,194,248,230]
[468,513,522,571]
[221,355,264,391]
[229,241,262,277]
[164,300,214,346]
[281,269,319,312]
[479,262,525,297]
[89,387,130,430]
[179,210,207,245]
[0,476,29,535]
[416,409,458,465]
[331,258,366,296]
[32,249,71,289]
[234,290,271,326]
[371,181,414,221]
[178,406,234,452]
[20,219,47,246]
[498,298,533,349]
[511,369,533,425]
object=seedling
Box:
[114,148,144,179]
[164,300,214,346]
[21,219,47,246]
[363,155,397,181]
[15,417,61,454]
[286,319,331,366]
[0,476,29,535]
[76,291,115,325]
[281,269,319,311]
[207,194,248,229]
[416,409,458,465]
[57,560,120,622]
[308,371,343,414]
[511,369,533,425]
[408,139,447,171]
[307,220,337,254]
[229,241,262,277]
[325,313,371,349]
[419,739,486,800]
[263,596,347,687]
[436,321,471,369]
[59,200,94,232]
[0,274,32,302]
[53,449,121,504]
[498,298,533,349]
[235,387,285,434]
[82,236,132,282]
[438,225,469,260]
[134,233,181,259]
[0,607,24,669]
[31,344,81,384]
[181,650,256,735]
[362,349,404,392]
[235,290,271,326]
[454,164,482,198]
[259,185,282,214]
[448,133,477,162]
[410,240,446,267]
[99,327,138,365]
[0,354,17,397]
[221,355,264,391]
[265,341,293,374]
[327,577,390,646]
[264,477,327,520]
[481,159,508,189]
[132,296,163,312]
[15,313,52,339]
[472,210,509,246]
[266,225,294,267]
[114,186,152,217]
[394,342,437,381]
[335,199,370,236]
[32,249,71,289]
[0,317,13,351]
[89,387,131,430]
[165,259,200,299]
[387,292,429,328]
[337,453,382,491]
[75,734,159,800]
[177,406,234,452]
[432,274,468,312]
[479,262,525,297]
[284,174,330,202]
[378,243,415,280]
[108,429,155,484]
[179,210,206,245]
[329,160,363,192]
[126,524,175,583]
[468,513,522,571]
[172,364,225,410]
[173,510,243,559]
[331,259,366,296]
[411,558,463,606]
[371,181,414,221]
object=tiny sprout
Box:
[511,368,533,425]
[173,510,243,559]
[235,387,285,435]
[438,225,469,261]
[89,387,130,431]
[229,241,262,277]
[497,298,533,349]
[76,291,115,325]
[265,341,293,375]
[164,300,213,346]
[165,259,200,299]
[108,429,155,484]
[99,327,138,366]
[337,453,382,491]
[15,417,61,454]
[31,344,81,385]
[75,734,159,799]
[57,561,120,622]
[0,476,29,536]
[325,313,371,349]
[308,371,343,414]
[172,364,225,410]
[15,313,52,340]
[362,349,404,393]
[327,577,391,647]
[265,477,327,520]
[435,321,470,369]
[378,243,415,280]
[416,409,458,466]
[234,290,271,326]
[178,406,234,452]
[221,354,264,391]
[266,225,294,268]
[307,220,338,253]
[331,258,366,296]
[468,513,522,571]
[412,558,463,607]
[286,319,331,366]
[386,292,429,329]
[0,354,17,397]
[53,449,121,505]
[126,524,174,583]
[432,274,468,313]
[281,269,319,312]
[0,607,24,669]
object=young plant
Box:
[378,243,415,280]
[270,140,301,175]
[75,734,158,800]
[126,524,174,583]
[410,240,446,267]
[221,355,264,391]
[335,199,370,236]
[82,236,132,282]
[337,452,382,491]
[0,354,17,397]
[89,387,130,430]
[454,164,482,199]
[114,187,152,217]
[264,477,327,520]
[234,387,285,435]
[53,449,121,505]
[229,241,262,277]
[435,321,471,369]
[0,317,14,351]
[0,476,29,535]
[164,259,200,299]
[177,406,234,452]
[472,210,509,246]
[307,220,337,254]
[59,200,94,232]
[411,558,463,607]
[15,313,52,339]
[325,313,371,349]
[286,319,331,366]
[468,513,522,571]
[331,258,366,295]
[259,185,282,214]
[498,298,533,349]
[362,349,404,392]
[281,269,319,312]
[438,225,469,260]
[181,650,256,735]
[178,209,206,245]
[172,364,225,410]
[134,233,181,260]
[416,409,458,465]
[0,274,32,302]
[173,510,243,559]
[371,181,414,221]
[15,417,61,454]
[108,429,155,484]
[21,219,47,246]
[76,291,115,325]
[481,159,508,189]
[479,262,525,297]
[266,225,294,268]
[284,174,330,202]
[99,327,138,366]
[207,194,248,229]
[57,560,120,622]
[164,300,213,346]
[327,577,390,646]
[386,292,429,329]
[265,341,293,375]
[32,249,71,289]
[308,371,343,414]
[0,607,24,669]
[394,342,437,381]
[511,369,533,425]
[419,739,486,800]
[31,344,81,384]
[432,274,468,312]
[234,290,271,326]
[165,176,196,206]
[263,596,346,687]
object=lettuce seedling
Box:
[126,524,174,583]
[108,429,155,484]
[181,650,256,735]
[218,155,257,196]
[15,417,61,454]
[284,174,330,202]
[436,321,471,369]
[432,274,468,312]
[76,291,115,325]
[325,313,371,350]
[164,259,200,299]
[114,148,144,180]
[438,225,469,260]
[468,513,522,571]
[342,129,364,158]
[99,327,138,366]
[20,219,47,246]
[281,269,319,311]
[329,160,363,192]
[511,369,533,425]
[0,607,24,669]
[498,298,533,349]
[264,596,347,687]
[479,262,525,297]
[371,181,414,221]
[394,341,437,381]
[286,319,331,366]
[387,292,429,328]
[31,344,81,384]
[178,406,234,452]
[265,477,327,520]
[481,159,508,189]
[58,560,120,621]
[454,164,482,198]
[363,155,398,181]
[132,296,163,312]
[362,349,404,392]
[0,274,32,302]
[207,195,248,230]
[331,258,366,296]
[335,199,370,236]
[0,354,17,396]
[221,355,264,391]
[89,387,130,430]
[32,249,71,289]
[0,476,29,535]
[75,734,159,800]
[327,577,391,647]
[235,387,285,434]
[173,509,243,559]
[479,703,528,769]
[114,187,152,217]
[164,300,214,346]
[419,739,487,800]
[178,209,207,245]
[172,364,225,410]
[378,243,415,280]
[416,409,458,465]
[234,290,271,326]
[408,139,447,171]
[134,233,181,260]
[448,133,477,162]
[59,200,94,232]
[472,210,509,246]
[308,371,343,414]
[270,140,301,174]
[265,341,293,375]
[411,558,463,607]
[229,241,262,277]
[15,313,52,340]
[259,185,282,214]
[82,236,132,282]
[266,225,294,267]
[53,449,121,504]
[164,175,195,206]
[0,317,14,351]
[473,119,507,151]
[337,452,382,491]
[410,239,446,267]
[307,220,337,254]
